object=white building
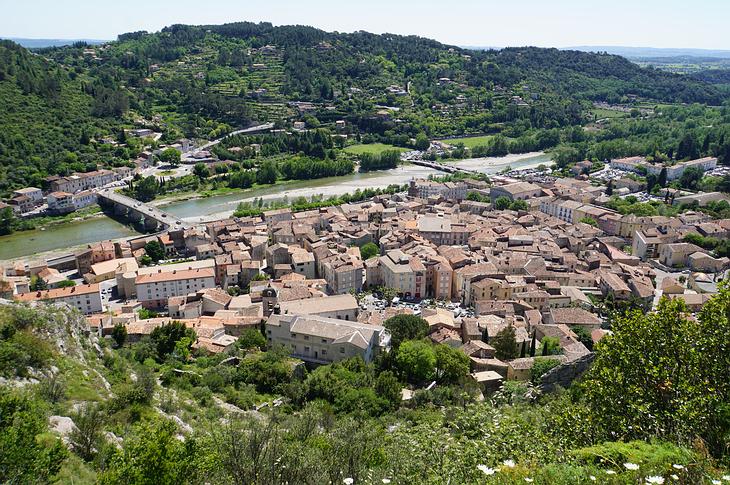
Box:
[16,283,103,314]
[135,268,216,309]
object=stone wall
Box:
[538,352,596,393]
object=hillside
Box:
[3,286,730,483]
[0,22,726,194]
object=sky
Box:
[2,0,729,49]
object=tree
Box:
[132,175,159,202]
[236,328,267,350]
[530,357,561,383]
[378,286,398,307]
[69,402,105,461]
[395,340,436,383]
[492,326,519,360]
[509,199,528,211]
[256,160,278,184]
[29,276,48,291]
[539,336,561,356]
[676,133,699,160]
[529,332,537,357]
[111,323,127,348]
[658,167,668,187]
[151,321,196,361]
[571,325,594,351]
[434,344,469,384]
[646,173,658,194]
[383,314,429,348]
[158,147,181,167]
[193,162,210,179]
[374,370,402,408]
[581,289,730,457]
[144,240,165,263]
[0,207,15,236]
[679,166,703,190]
[415,133,430,151]
[359,242,379,261]
[605,180,613,196]
[579,217,597,227]
[494,196,512,210]
[481,326,489,344]
[0,389,67,483]
[56,279,76,288]
[98,419,199,485]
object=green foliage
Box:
[509,199,529,211]
[582,287,730,457]
[538,336,562,356]
[192,162,210,179]
[494,196,512,210]
[158,148,181,167]
[530,357,562,383]
[383,314,429,348]
[0,388,67,483]
[98,419,199,485]
[396,340,436,383]
[235,328,267,351]
[144,240,165,263]
[0,207,15,235]
[0,305,52,377]
[358,149,401,172]
[111,323,128,348]
[358,242,379,260]
[150,321,196,362]
[579,216,598,227]
[492,325,519,360]
[434,344,470,384]
[570,325,594,351]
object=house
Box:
[470,370,504,393]
[490,182,543,202]
[16,283,103,314]
[135,268,216,309]
[12,187,43,206]
[658,243,704,268]
[278,294,359,321]
[545,307,602,331]
[265,313,391,364]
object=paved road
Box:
[197,123,275,151]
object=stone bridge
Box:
[410,159,480,175]
[97,189,189,232]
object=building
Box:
[12,187,43,206]
[278,294,358,321]
[16,283,103,314]
[135,268,216,309]
[489,182,542,202]
[265,313,390,364]
[375,250,427,299]
[47,190,97,215]
[545,307,602,331]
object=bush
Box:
[530,357,561,383]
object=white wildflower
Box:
[670,475,679,480]
[343,479,354,485]
[723,476,730,481]
[589,476,596,481]
[713,480,721,485]
[477,465,496,475]
[382,480,391,484]
[672,464,684,470]
[503,459,516,468]
[645,476,665,484]
[525,479,533,483]
[605,470,617,475]
[624,462,640,470]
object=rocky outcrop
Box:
[538,352,596,393]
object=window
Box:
[321,339,327,344]
[304,346,310,352]
[321,349,327,355]
[290,333,297,338]
[303,335,309,341]
[340,347,345,353]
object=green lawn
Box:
[343,143,409,155]
[437,135,494,148]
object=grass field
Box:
[343,143,409,155]
[437,135,494,148]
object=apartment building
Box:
[278,294,358,321]
[16,283,103,314]
[489,181,543,202]
[265,313,390,364]
[135,268,216,309]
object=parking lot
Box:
[360,293,475,319]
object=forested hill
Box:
[0,21,727,195]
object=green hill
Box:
[0,22,727,195]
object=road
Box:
[197,123,275,151]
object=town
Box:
[3,149,728,393]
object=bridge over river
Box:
[97,189,190,232]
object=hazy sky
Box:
[3,0,729,49]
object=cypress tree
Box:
[542,339,549,356]
[520,340,526,358]
[529,332,536,357]
[481,326,489,344]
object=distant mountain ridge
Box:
[2,37,109,48]
[566,46,730,59]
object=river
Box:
[0,152,551,260]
